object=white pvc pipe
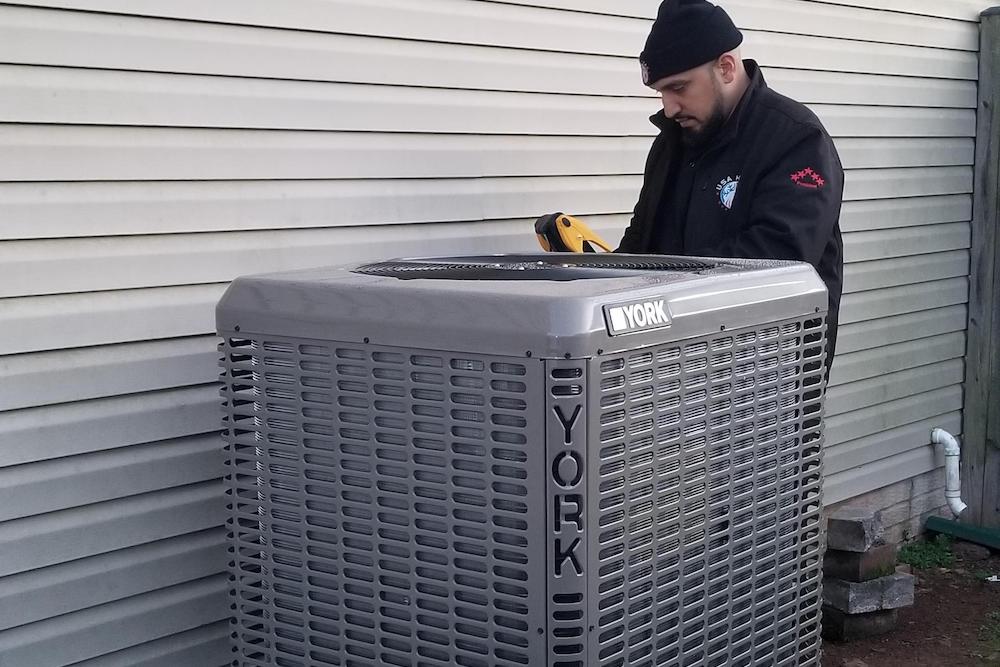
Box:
[932,428,968,517]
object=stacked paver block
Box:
[822,509,915,641]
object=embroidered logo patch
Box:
[791,167,826,189]
[716,176,740,210]
[640,59,651,86]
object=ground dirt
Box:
[821,550,1000,667]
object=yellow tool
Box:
[535,212,614,253]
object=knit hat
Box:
[639,0,743,86]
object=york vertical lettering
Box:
[549,362,586,587]
[551,398,584,577]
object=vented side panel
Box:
[220,313,827,666]
[589,316,826,667]
[220,335,548,666]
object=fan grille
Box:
[354,255,718,280]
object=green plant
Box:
[898,534,954,569]
[976,611,1000,664]
[870,563,897,579]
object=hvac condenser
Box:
[217,254,828,667]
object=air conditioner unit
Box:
[218,254,828,667]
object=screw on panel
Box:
[564,353,572,359]
[526,351,533,357]
[234,325,241,332]
[364,337,370,344]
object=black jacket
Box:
[618,60,844,364]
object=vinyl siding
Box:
[0,1,983,663]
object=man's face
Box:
[651,62,726,148]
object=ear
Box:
[716,53,738,84]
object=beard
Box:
[678,100,726,150]
[678,73,727,150]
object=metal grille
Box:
[221,336,547,666]
[221,314,825,666]
[590,316,826,667]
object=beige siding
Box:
[0,0,983,663]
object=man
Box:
[618,0,845,365]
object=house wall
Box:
[0,1,984,663]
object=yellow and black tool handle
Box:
[535,212,614,253]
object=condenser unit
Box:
[218,254,828,667]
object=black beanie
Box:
[639,0,743,86]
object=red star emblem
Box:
[791,167,826,189]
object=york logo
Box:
[552,404,583,578]
[604,299,670,335]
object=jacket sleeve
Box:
[689,129,844,265]
[616,133,669,253]
[616,197,648,253]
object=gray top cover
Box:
[216,254,827,358]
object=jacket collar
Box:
[648,59,767,150]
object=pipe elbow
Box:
[946,496,968,516]
[932,428,966,518]
[932,427,961,457]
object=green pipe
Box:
[925,516,1000,551]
